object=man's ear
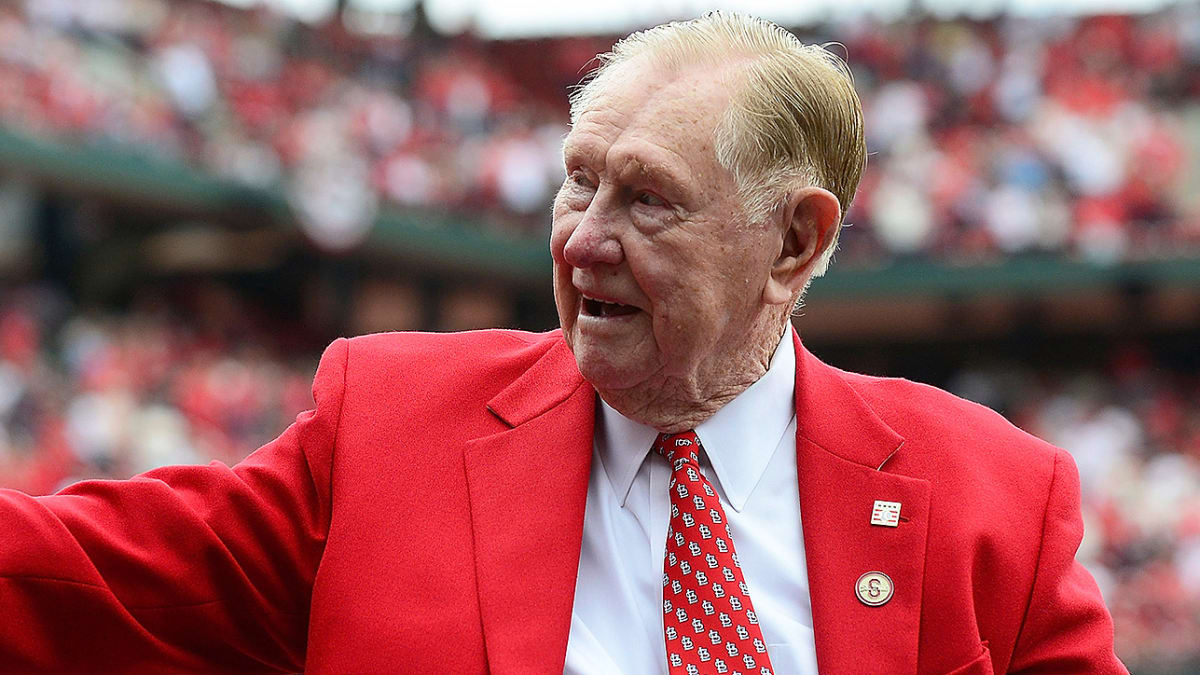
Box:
[763,186,841,306]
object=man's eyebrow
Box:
[561,138,691,189]
[561,137,602,167]
[615,152,690,191]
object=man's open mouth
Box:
[582,297,639,318]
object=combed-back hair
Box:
[569,11,866,278]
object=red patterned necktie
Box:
[657,430,774,675]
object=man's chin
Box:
[570,348,648,393]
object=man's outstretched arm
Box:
[0,338,348,674]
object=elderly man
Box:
[0,12,1124,675]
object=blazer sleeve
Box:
[0,337,348,674]
[1008,448,1128,674]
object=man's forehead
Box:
[589,67,729,121]
[564,68,727,173]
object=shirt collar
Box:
[596,326,797,512]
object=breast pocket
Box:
[942,641,993,675]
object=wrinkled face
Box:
[551,63,781,394]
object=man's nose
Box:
[562,205,623,268]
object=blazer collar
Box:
[792,329,904,470]
[464,333,595,675]
[792,329,930,675]
[486,336,586,427]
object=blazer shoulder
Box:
[839,369,1061,482]
[346,327,552,357]
[332,329,568,411]
[343,328,558,372]
[847,369,1054,446]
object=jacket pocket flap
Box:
[944,641,992,675]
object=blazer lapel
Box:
[793,332,931,675]
[463,338,596,674]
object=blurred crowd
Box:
[0,0,576,244]
[841,10,1200,266]
[1,0,1200,260]
[0,284,316,494]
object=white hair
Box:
[569,11,866,278]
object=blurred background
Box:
[0,0,1197,670]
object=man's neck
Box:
[597,322,791,433]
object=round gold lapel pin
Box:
[855,571,894,607]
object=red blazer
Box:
[0,330,1126,674]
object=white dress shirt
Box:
[565,327,818,674]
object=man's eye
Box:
[569,170,595,189]
[636,191,665,207]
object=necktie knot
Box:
[654,430,700,467]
